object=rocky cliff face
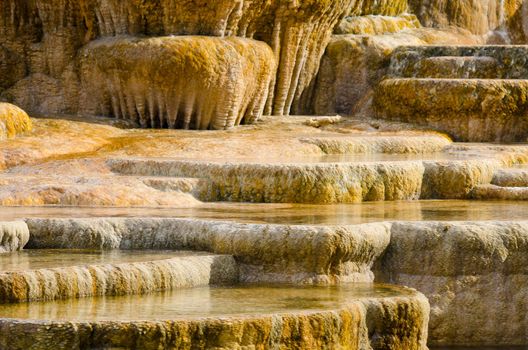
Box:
[0,0,354,122]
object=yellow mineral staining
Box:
[336,14,421,35]
[375,78,528,142]
[349,0,410,16]
[0,103,32,139]
[80,36,276,129]
[408,0,526,42]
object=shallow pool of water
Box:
[0,200,527,225]
[0,284,408,321]
[0,249,200,272]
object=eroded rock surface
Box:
[0,222,29,253]
[0,0,355,118]
[0,253,238,303]
[0,289,429,350]
[0,103,32,140]
[375,78,528,142]
[376,221,528,346]
[25,218,392,284]
[80,36,275,129]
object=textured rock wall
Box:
[312,28,481,116]
[376,221,528,346]
[408,0,527,42]
[80,36,275,129]
[0,0,355,119]
[108,158,425,203]
[0,103,32,139]
[374,79,528,142]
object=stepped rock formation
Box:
[0,253,238,303]
[377,221,528,346]
[375,78,528,142]
[0,222,29,253]
[0,0,355,120]
[0,291,430,350]
[0,103,32,139]
[80,36,275,129]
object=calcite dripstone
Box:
[408,0,528,42]
[0,103,32,139]
[0,222,29,253]
[1,0,355,119]
[80,36,275,129]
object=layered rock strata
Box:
[0,253,238,303]
[80,36,275,129]
[0,221,29,253]
[312,29,482,115]
[0,290,429,350]
[389,45,528,79]
[0,103,32,140]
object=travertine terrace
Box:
[1,0,528,349]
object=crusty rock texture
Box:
[0,103,32,140]
[80,36,275,129]
[389,45,528,79]
[376,221,528,346]
[25,218,392,284]
[108,158,426,203]
[0,254,238,303]
[374,78,528,142]
[0,0,355,119]
[408,0,528,43]
[0,290,429,350]
[312,28,481,116]
[0,222,29,253]
[336,14,421,35]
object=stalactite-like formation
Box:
[0,0,356,122]
[0,103,32,139]
[80,36,275,129]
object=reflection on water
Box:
[138,152,480,164]
[0,200,527,225]
[0,249,200,272]
[0,284,408,321]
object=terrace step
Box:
[374,78,528,142]
[492,167,528,187]
[414,56,499,79]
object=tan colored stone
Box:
[0,290,429,350]
[0,254,238,303]
[376,221,528,346]
[336,14,421,35]
[25,218,392,284]
[0,103,32,139]
[0,222,29,253]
